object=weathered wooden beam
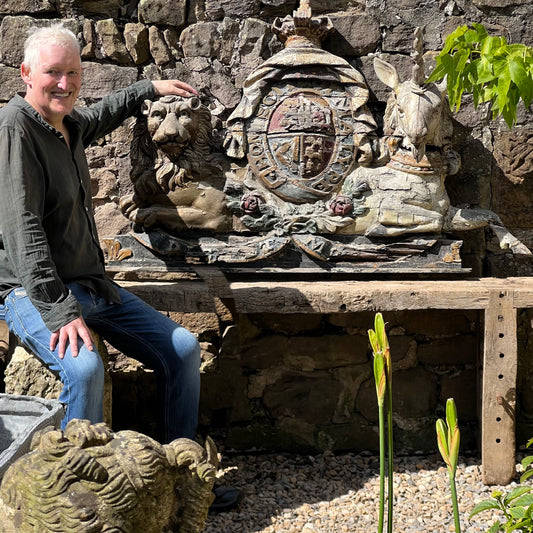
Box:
[482,290,518,485]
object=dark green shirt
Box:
[0,80,156,331]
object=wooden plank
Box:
[482,290,518,485]
[119,280,216,313]
[119,278,533,314]
[229,280,495,313]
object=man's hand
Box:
[152,80,198,97]
[50,316,94,359]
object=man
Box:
[0,22,203,446]
[0,22,244,512]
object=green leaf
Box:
[446,399,458,430]
[510,493,533,508]
[426,60,448,83]
[374,313,388,352]
[520,466,533,484]
[428,22,533,122]
[368,329,379,355]
[373,354,386,406]
[507,518,533,532]
[436,418,450,466]
[471,22,489,41]
[469,499,501,518]
[521,455,533,469]
[508,507,526,519]
[509,55,533,108]
[449,425,460,472]
[442,25,469,54]
[504,486,533,506]
[488,523,502,533]
[477,55,497,83]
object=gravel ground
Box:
[203,451,529,533]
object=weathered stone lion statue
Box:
[120,95,232,234]
[0,419,218,533]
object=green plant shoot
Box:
[369,312,393,533]
[469,437,533,532]
[427,23,533,128]
[436,398,461,533]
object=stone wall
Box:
[1,0,532,454]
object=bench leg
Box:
[482,290,517,485]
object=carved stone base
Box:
[104,231,470,275]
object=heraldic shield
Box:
[247,84,358,204]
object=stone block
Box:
[240,334,287,369]
[263,371,341,425]
[180,22,221,58]
[440,368,477,421]
[387,310,477,337]
[0,16,79,68]
[139,0,187,27]
[79,62,138,98]
[357,367,438,421]
[0,0,55,15]
[205,0,261,19]
[124,23,150,65]
[95,19,131,64]
[56,0,123,17]
[0,65,25,102]
[148,25,173,66]
[288,334,368,368]
[250,313,324,335]
[417,335,478,366]
[491,129,533,229]
[324,14,380,57]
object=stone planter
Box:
[0,393,65,480]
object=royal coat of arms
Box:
[223,1,378,238]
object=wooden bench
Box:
[118,275,533,485]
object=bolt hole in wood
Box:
[499,333,505,338]
[496,438,501,443]
[499,292,505,298]
[499,353,505,358]
[498,314,504,321]
[498,374,504,379]
[496,417,502,422]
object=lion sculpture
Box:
[0,419,219,533]
[120,95,232,234]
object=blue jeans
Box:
[2,283,200,443]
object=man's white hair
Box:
[23,23,80,72]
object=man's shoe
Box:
[209,486,243,513]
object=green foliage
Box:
[436,398,462,533]
[521,438,533,484]
[369,313,389,408]
[436,398,461,475]
[368,313,394,533]
[469,439,533,531]
[426,23,533,128]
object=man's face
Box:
[21,43,82,129]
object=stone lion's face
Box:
[143,96,202,158]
